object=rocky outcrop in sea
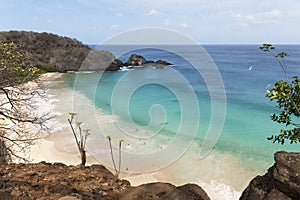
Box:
[105,54,172,71]
[105,53,172,71]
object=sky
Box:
[0,0,300,44]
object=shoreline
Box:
[29,72,243,200]
[30,72,101,165]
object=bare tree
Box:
[106,136,124,178]
[0,42,51,163]
[67,113,90,166]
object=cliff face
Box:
[0,31,114,72]
[0,162,210,200]
[240,151,300,200]
[1,151,299,199]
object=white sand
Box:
[29,72,100,165]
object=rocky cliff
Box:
[0,162,210,200]
[240,151,300,200]
[1,152,299,199]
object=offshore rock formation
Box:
[125,54,147,66]
[0,162,210,200]
[105,59,124,71]
[106,54,172,71]
[240,151,300,200]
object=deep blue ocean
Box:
[60,44,300,197]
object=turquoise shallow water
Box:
[60,45,300,195]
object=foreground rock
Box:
[0,162,130,200]
[0,162,210,200]
[240,151,300,200]
[116,182,210,200]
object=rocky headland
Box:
[0,31,114,72]
[0,31,171,72]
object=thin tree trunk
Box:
[80,149,86,166]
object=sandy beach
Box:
[28,72,242,200]
[29,72,102,165]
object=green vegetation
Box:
[68,113,91,166]
[0,42,40,85]
[0,31,91,72]
[0,41,50,163]
[260,44,300,144]
[106,136,124,178]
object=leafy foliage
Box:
[0,42,40,86]
[0,42,50,163]
[260,44,300,144]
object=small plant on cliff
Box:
[106,135,124,178]
[68,113,91,166]
[260,44,300,144]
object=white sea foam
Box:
[120,66,134,71]
[198,179,241,200]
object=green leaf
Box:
[76,121,82,127]
[276,52,288,58]
[263,43,300,145]
[83,129,91,137]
